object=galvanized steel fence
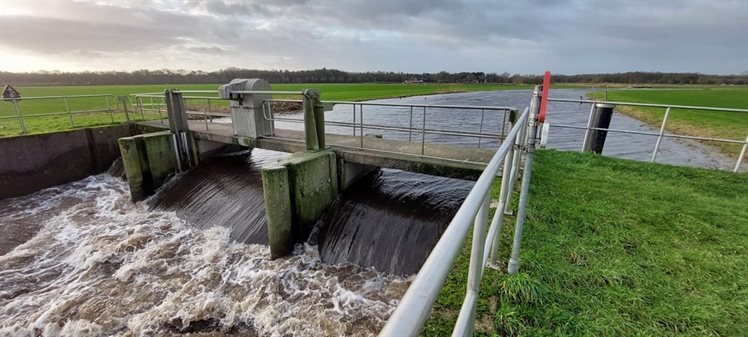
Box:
[548,98,748,172]
[379,87,544,336]
[0,94,118,134]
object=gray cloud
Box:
[0,0,746,74]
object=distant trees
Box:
[0,69,745,86]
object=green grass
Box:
[590,88,748,157]
[425,150,748,336]
[0,83,538,137]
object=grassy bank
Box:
[0,83,538,137]
[425,150,748,336]
[590,88,748,158]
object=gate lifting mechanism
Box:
[379,71,552,337]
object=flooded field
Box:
[274,89,741,170]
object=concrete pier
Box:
[262,150,341,257]
[118,131,178,201]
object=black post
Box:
[584,103,615,154]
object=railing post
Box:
[120,96,131,122]
[421,107,427,155]
[409,106,414,142]
[580,103,596,151]
[735,134,748,173]
[451,191,491,336]
[500,109,508,142]
[203,101,210,131]
[651,107,671,162]
[488,146,515,266]
[11,100,26,134]
[507,87,542,274]
[105,96,114,123]
[64,97,74,127]
[478,109,485,148]
[138,96,146,121]
[504,111,524,215]
[360,104,364,148]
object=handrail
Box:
[0,94,118,101]
[0,94,119,134]
[323,100,516,111]
[232,90,305,95]
[547,98,748,172]
[548,98,748,113]
[379,104,534,336]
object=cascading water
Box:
[148,148,283,245]
[0,151,410,337]
[1,134,476,336]
[312,169,474,276]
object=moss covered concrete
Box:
[261,150,339,258]
[142,132,178,188]
[261,164,293,259]
[117,131,177,201]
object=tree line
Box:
[1,68,746,86]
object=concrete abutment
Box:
[118,131,178,201]
[261,150,377,258]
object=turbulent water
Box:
[0,173,409,337]
[314,169,473,276]
[148,149,284,245]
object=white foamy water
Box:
[0,174,409,337]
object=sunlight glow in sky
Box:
[0,0,746,74]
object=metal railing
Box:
[548,98,748,172]
[379,87,544,336]
[147,85,544,335]
[1,94,118,134]
[141,89,518,162]
[260,98,517,161]
[130,92,229,129]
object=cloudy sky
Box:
[0,0,746,74]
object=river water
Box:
[0,170,410,337]
[275,89,741,170]
[1,89,741,337]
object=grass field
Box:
[0,83,537,137]
[591,88,748,158]
[424,150,748,336]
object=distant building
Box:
[403,78,424,84]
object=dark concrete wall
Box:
[0,125,135,199]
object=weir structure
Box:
[116,76,549,336]
[113,75,745,335]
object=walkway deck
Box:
[140,120,499,179]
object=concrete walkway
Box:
[140,119,500,179]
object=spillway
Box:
[0,164,409,336]
[313,169,473,276]
[1,146,476,335]
[148,148,284,245]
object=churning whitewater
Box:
[0,173,409,337]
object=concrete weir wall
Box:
[262,150,379,258]
[262,150,339,258]
[118,131,179,201]
[0,125,134,199]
